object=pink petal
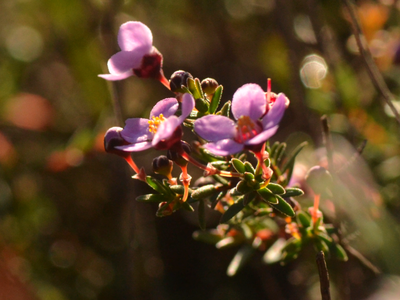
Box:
[115,141,153,152]
[118,22,153,53]
[232,84,266,121]
[150,98,179,119]
[194,115,236,142]
[262,93,286,129]
[98,70,133,81]
[107,51,143,74]
[203,139,244,156]
[121,118,152,143]
[152,116,180,146]
[179,93,195,121]
[244,125,279,145]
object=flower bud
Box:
[104,127,130,158]
[169,70,193,93]
[201,78,218,95]
[152,155,173,177]
[305,166,333,195]
[167,141,191,167]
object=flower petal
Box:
[115,141,153,152]
[121,118,152,143]
[232,84,266,121]
[203,139,244,156]
[98,70,134,81]
[262,93,286,129]
[118,22,153,53]
[194,115,236,142]
[179,93,195,122]
[107,51,143,74]
[150,98,179,119]
[244,125,279,145]
[152,116,180,146]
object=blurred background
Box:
[1,0,400,299]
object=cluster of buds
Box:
[101,21,348,275]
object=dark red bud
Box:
[169,70,193,93]
[104,127,130,158]
[152,155,173,177]
[201,78,218,95]
[153,126,183,151]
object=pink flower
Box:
[116,94,194,152]
[194,84,288,156]
[99,22,169,87]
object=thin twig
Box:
[343,243,381,275]
[342,0,400,126]
[316,251,331,300]
[321,115,334,172]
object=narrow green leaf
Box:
[296,211,311,228]
[231,158,246,173]
[243,172,255,182]
[195,98,209,113]
[136,194,169,203]
[317,232,333,246]
[220,197,245,223]
[334,244,348,261]
[270,195,295,217]
[270,141,280,158]
[263,238,286,264]
[257,188,279,204]
[267,183,285,195]
[209,85,223,113]
[181,201,195,212]
[170,185,185,195]
[227,245,255,276]
[282,142,308,180]
[191,184,217,200]
[187,78,202,99]
[194,78,204,99]
[283,187,304,198]
[192,230,222,244]
[146,176,168,194]
[198,199,206,230]
[313,239,329,253]
[243,191,257,206]
[217,100,231,117]
[236,180,253,194]
[244,162,255,174]
[240,223,253,240]
[274,142,287,164]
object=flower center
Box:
[148,114,166,134]
[235,116,262,143]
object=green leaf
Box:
[136,194,169,203]
[192,230,222,244]
[257,188,279,204]
[231,158,246,173]
[209,85,223,113]
[274,142,287,164]
[195,98,209,113]
[240,223,253,240]
[243,172,255,182]
[146,176,169,194]
[270,141,280,158]
[334,244,348,261]
[236,180,253,194]
[198,199,206,230]
[317,232,333,246]
[187,77,202,99]
[263,238,286,264]
[194,78,204,99]
[217,100,231,117]
[220,197,245,223]
[282,142,308,181]
[243,191,257,206]
[267,183,285,195]
[227,245,255,276]
[283,187,304,197]
[244,162,255,174]
[181,201,195,212]
[296,211,311,228]
[270,195,295,217]
[313,239,329,253]
[170,185,185,195]
[191,184,217,199]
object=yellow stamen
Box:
[148,114,165,133]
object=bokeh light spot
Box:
[5,26,43,62]
[300,54,328,89]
